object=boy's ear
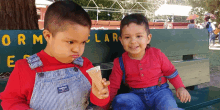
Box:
[119,36,122,42]
[43,29,52,42]
[119,36,123,45]
[147,34,152,44]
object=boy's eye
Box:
[82,41,86,44]
[125,36,129,39]
[137,35,142,38]
[68,41,74,44]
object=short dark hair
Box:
[190,19,194,23]
[120,14,151,48]
[205,16,210,21]
[44,1,91,36]
[120,14,150,36]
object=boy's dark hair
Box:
[190,19,194,23]
[44,1,91,36]
[205,16,210,22]
[120,14,151,48]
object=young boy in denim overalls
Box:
[0,1,110,110]
[107,14,191,110]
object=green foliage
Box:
[71,0,163,21]
[189,0,220,25]
[72,0,122,20]
[166,0,190,5]
[55,0,161,21]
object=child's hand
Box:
[176,87,191,103]
[92,78,110,99]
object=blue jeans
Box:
[209,32,216,45]
[112,83,184,110]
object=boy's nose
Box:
[71,45,80,52]
[130,38,137,44]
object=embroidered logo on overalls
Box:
[57,85,69,93]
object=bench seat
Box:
[97,62,220,110]
[174,86,220,110]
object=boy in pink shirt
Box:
[0,1,110,110]
[108,14,191,110]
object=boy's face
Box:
[119,23,152,58]
[43,24,90,63]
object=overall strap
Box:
[119,56,126,83]
[26,54,43,70]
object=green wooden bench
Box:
[0,29,220,110]
[83,29,220,110]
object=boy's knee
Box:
[112,93,145,107]
[113,94,127,104]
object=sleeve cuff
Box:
[7,103,30,110]
[90,86,110,106]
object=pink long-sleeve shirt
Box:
[0,50,110,110]
[109,47,185,102]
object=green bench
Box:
[0,29,220,110]
[83,29,220,110]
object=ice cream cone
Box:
[86,66,103,91]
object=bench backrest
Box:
[83,29,210,89]
[0,29,210,89]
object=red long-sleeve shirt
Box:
[109,47,185,102]
[0,50,110,110]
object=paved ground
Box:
[198,43,220,89]
[198,66,220,89]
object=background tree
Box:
[0,0,39,30]
[189,0,220,25]
[56,0,163,21]
[72,0,122,20]
[54,0,192,22]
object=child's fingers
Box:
[179,93,183,102]
[103,81,110,87]
[99,87,109,99]
[185,93,189,103]
[184,92,191,103]
[101,78,110,87]
[176,92,181,100]
[176,92,179,98]
[180,93,184,102]
[99,87,109,94]
[187,92,191,102]
[183,93,188,103]
[101,92,109,99]
[180,93,186,103]
[182,92,190,103]
[101,78,107,83]
[101,90,109,99]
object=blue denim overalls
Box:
[27,54,93,110]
